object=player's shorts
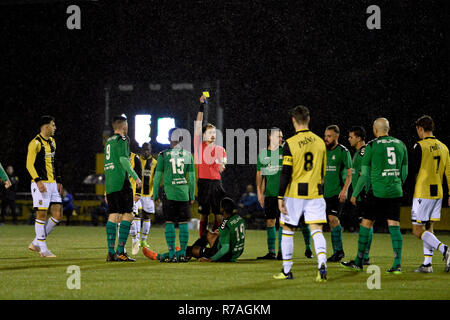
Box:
[325,195,344,218]
[31,182,62,210]
[140,197,155,213]
[264,196,280,220]
[363,193,402,222]
[197,179,226,215]
[133,198,141,214]
[411,198,442,225]
[163,199,191,223]
[280,197,327,228]
[107,185,134,215]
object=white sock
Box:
[311,229,327,268]
[423,241,433,265]
[422,231,445,254]
[34,219,49,251]
[141,219,151,241]
[45,217,60,237]
[281,230,294,274]
[130,220,137,240]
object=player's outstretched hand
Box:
[350,196,357,206]
[134,195,141,203]
[4,180,11,189]
[278,198,287,215]
[198,257,212,262]
[200,95,207,104]
[338,190,347,203]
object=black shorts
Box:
[363,193,402,222]
[162,199,191,223]
[325,196,344,218]
[198,179,226,216]
[264,196,280,220]
[107,182,133,214]
[201,238,232,262]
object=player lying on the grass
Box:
[143,197,245,262]
[343,118,408,274]
[409,115,450,273]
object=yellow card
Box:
[202,91,210,98]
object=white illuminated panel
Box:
[156,117,176,145]
[135,114,152,147]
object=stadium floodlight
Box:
[135,114,152,147]
[156,117,176,145]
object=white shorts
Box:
[133,199,141,214]
[31,182,62,210]
[411,198,442,225]
[280,197,327,227]
[133,197,155,214]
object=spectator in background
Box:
[238,184,263,225]
[1,165,19,225]
[62,189,74,226]
[92,195,108,226]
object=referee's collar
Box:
[296,129,310,133]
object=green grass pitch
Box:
[0,225,449,300]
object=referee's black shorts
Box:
[107,180,133,214]
[197,179,226,216]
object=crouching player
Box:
[143,197,245,262]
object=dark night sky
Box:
[0,0,448,200]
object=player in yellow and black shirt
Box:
[26,116,63,258]
[135,143,157,250]
[409,115,450,273]
[273,105,328,282]
[129,151,142,255]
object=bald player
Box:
[342,118,408,274]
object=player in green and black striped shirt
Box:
[343,118,408,274]
[153,128,196,262]
[104,115,142,262]
[348,126,372,265]
[0,163,11,190]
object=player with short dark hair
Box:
[410,115,450,273]
[153,127,195,262]
[27,115,63,258]
[343,118,408,274]
[348,126,372,265]
[274,105,328,282]
[256,127,312,260]
[104,114,142,262]
[323,125,352,262]
[194,94,227,237]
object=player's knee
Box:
[412,225,424,238]
[267,219,276,228]
[328,215,339,227]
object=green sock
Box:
[165,223,176,258]
[267,226,276,255]
[331,224,343,253]
[301,224,311,250]
[388,226,403,268]
[179,223,189,256]
[355,225,371,267]
[363,227,373,260]
[277,227,282,254]
[158,250,183,260]
[117,220,131,254]
[106,221,117,254]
